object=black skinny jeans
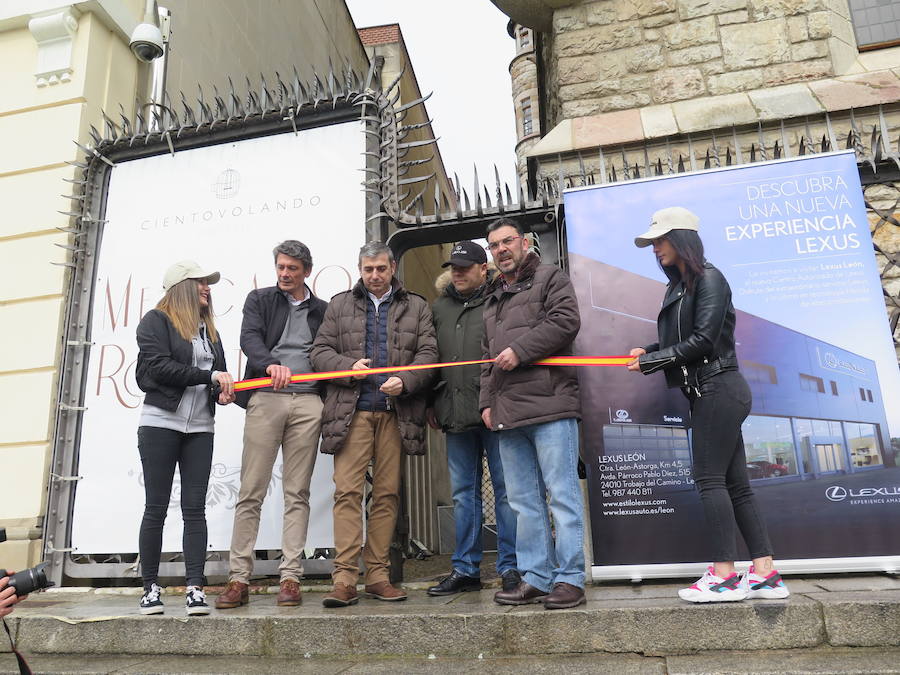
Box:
[138,426,214,588]
[687,370,774,562]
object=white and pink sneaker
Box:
[742,565,790,599]
[678,566,748,603]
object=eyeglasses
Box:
[486,235,523,252]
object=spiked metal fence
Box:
[46,58,451,584]
[49,56,899,583]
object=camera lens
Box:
[5,562,54,597]
[132,41,164,62]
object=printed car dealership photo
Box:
[563,153,900,572]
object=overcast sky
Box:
[346,0,519,201]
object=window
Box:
[602,423,691,491]
[830,380,839,396]
[849,0,900,49]
[741,415,797,478]
[799,373,825,393]
[517,26,532,50]
[845,421,884,467]
[742,360,777,385]
[521,97,533,136]
[867,389,874,402]
[860,387,867,401]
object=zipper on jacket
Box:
[675,295,688,387]
[675,293,700,397]
[375,300,392,411]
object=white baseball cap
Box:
[162,260,221,291]
[634,206,700,248]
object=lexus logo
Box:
[615,409,629,420]
[825,486,847,502]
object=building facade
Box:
[494,0,899,353]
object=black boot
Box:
[427,570,481,596]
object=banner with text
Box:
[72,123,365,554]
[564,151,900,570]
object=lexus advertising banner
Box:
[563,151,900,574]
[72,123,364,554]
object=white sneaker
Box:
[742,566,790,599]
[678,566,747,603]
[185,586,211,615]
[139,583,164,615]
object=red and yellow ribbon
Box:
[233,355,633,392]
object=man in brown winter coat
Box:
[481,217,587,610]
[311,242,437,607]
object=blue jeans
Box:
[498,417,585,592]
[446,428,517,577]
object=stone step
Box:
[2,647,900,675]
[1,577,898,660]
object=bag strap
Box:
[2,618,32,675]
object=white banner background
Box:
[71,122,364,554]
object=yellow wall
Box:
[0,7,142,568]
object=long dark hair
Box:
[659,229,706,293]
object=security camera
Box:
[130,0,165,62]
[130,22,164,62]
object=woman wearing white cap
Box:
[626,207,789,604]
[134,261,235,616]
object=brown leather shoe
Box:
[322,582,358,608]
[214,580,249,609]
[543,582,586,610]
[493,581,549,605]
[276,579,302,606]
[364,581,407,601]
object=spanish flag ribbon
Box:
[233,355,633,392]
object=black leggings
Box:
[138,426,214,588]
[688,370,774,562]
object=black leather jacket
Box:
[638,262,739,390]
[135,309,227,415]
[236,284,328,408]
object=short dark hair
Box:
[273,240,313,268]
[358,241,395,265]
[486,217,524,237]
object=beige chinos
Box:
[228,391,323,583]
[330,410,402,587]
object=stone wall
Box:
[864,182,900,357]
[544,0,857,131]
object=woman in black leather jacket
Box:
[627,207,789,604]
[134,261,235,616]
